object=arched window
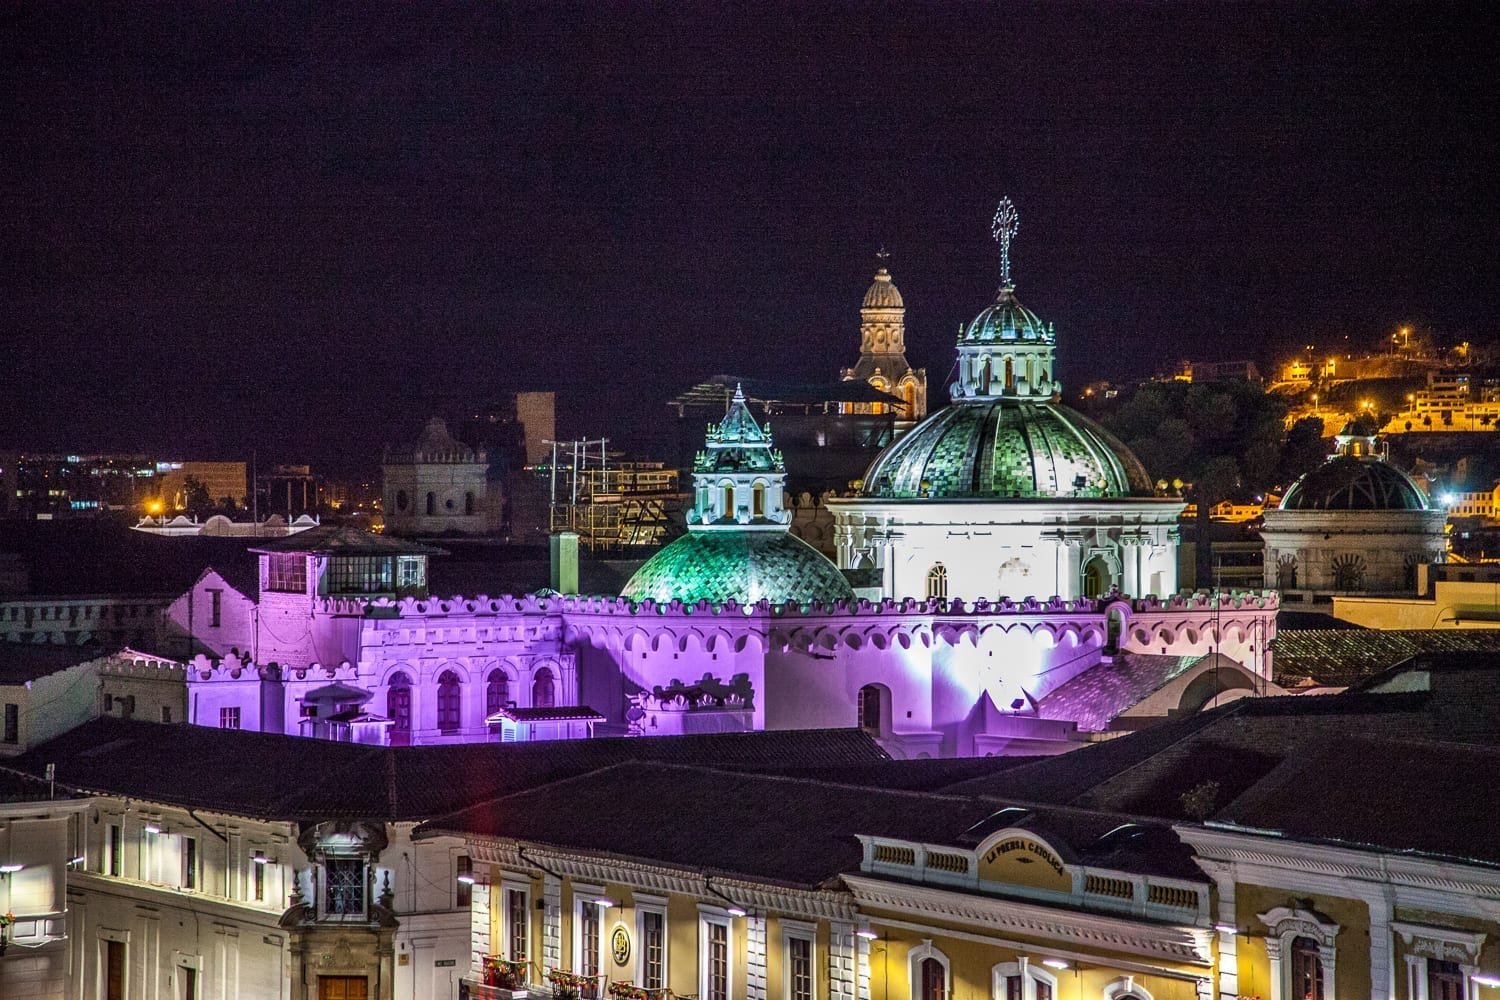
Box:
[486,669,510,718]
[1082,557,1111,598]
[993,961,1058,1000]
[926,564,948,601]
[857,684,887,735]
[1291,936,1324,999]
[721,484,735,519]
[532,667,556,708]
[980,357,992,394]
[903,382,917,419]
[437,670,461,734]
[387,671,412,746]
[919,959,945,1000]
[396,490,409,512]
[426,492,436,516]
[1003,356,1015,391]
[909,944,949,1000]
[752,482,766,518]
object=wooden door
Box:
[318,977,369,1000]
[105,940,125,1000]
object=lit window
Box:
[266,554,307,593]
[926,563,948,600]
[324,857,366,916]
[1291,937,1324,1000]
[638,903,667,989]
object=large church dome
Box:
[1279,423,1428,511]
[861,400,1153,500]
[622,531,855,606]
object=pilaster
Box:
[543,875,563,971]
[470,883,493,979]
[745,913,767,1000]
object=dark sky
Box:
[6,3,1498,471]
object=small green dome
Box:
[862,400,1153,500]
[622,531,855,606]
[961,286,1053,344]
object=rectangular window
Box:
[578,897,602,978]
[219,706,241,730]
[107,823,123,877]
[183,836,198,890]
[326,556,395,594]
[253,857,266,902]
[507,887,529,962]
[208,588,222,627]
[787,935,813,1000]
[324,858,366,916]
[162,705,172,724]
[2,702,16,743]
[266,554,307,593]
[641,909,666,990]
[106,939,126,1000]
[456,855,472,909]
[397,556,425,590]
[179,965,198,1000]
[704,919,729,1000]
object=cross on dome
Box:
[991,197,1020,287]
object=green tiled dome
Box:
[961,286,1053,344]
[862,400,1154,499]
[622,530,855,606]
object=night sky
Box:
[6,4,1498,472]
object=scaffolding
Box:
[544,439,688,552]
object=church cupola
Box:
[951,198,1060,403]
[688,386,791,529]
[841,251,928,424]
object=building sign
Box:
[977,832,1071,892]
[611,926,631,966]
[435,959,457,968]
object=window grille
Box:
[324,858,366,916]
[266,554,306,593]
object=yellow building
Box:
[422,764,1216,1000]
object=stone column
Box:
[543,875,563,972]
[745,913,767,1000]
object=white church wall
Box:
[163,569,255,658]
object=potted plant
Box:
[547,969,586,1000]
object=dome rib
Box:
[863,401,1153,500]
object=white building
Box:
[383,418,492,536]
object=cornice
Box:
[468,841,854,921]
[843,874,1210,966]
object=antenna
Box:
[991,197,1020,286]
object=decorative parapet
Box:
[322,589,1279,623]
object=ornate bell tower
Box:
[687,386,791,529]
[841,251,927,425]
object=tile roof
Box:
[10,718,888,823]
[1036,652,1212,732]
[0,642,111,685]
[417,761,1202,888]
[936,688,1474,819]
[1272,628,1500,687]
[0,521,259,598]
[1216,735,1500,866]
[248,525,446,556]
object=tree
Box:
[181,475,215,518]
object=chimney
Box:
[550,532,579,594]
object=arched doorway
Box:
[1082,556,1112,598]
[857,683,890,736]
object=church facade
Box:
[171,201,1276,758]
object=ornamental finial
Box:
[875,245,891,267]
[991,197,1020,286]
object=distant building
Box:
[382,418,492,536]
[155,460,248,509]
[840,259,927,426]
[1168,358,1263,383]
[1261,424,1446,600]
[257,463,321,518]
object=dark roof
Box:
[1273,628,1500,686]
[248,525,446,557]
[1216,735,1500,866]
[0,520,260,598]
[0,642,110,685]
[0,765,80,803]
[418,761,1202,889]
[11,718,888,823]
